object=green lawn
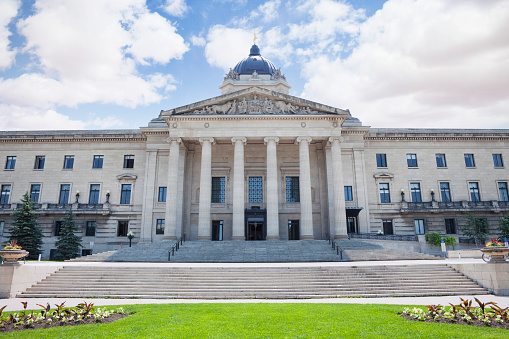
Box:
[1,303,507,339]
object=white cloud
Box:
[205,25,253,70]
[250,0,281,23]
[190,35,206,47]
[0,0,20,70]
[0,105,86,130]
[163,0,188,17]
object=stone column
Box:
[231,137,247,240]
[264,136,280,240]
[175,146,186,239]
[198,137,214,240]
[324,146,335,238]
[330,137,348,239]
[353,149,370,233]
[164,137,181,240]
[140,150,157,243]
[297,136,313,240]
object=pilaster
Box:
[297,136,313,240]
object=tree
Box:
[54,209,82,261]
[8,192,43,260]
[462,213,489,247]
[498,215,509,240]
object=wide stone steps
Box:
[19,264,488,299]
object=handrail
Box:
[325,233,343,260]
[168,234,186,261]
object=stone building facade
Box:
[0,45,508,258]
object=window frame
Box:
[285,176,300,203]
[123,155,134,169]
[344,186,353,201]
[63,155,74,169]
[34,156,45,170]
[156,219,165,235]
[469,182,481,202]
[85,220,96,237]
[211,177,226,203]
[376,153,387,168]
[59,184,71,204]
[379,183,391,203]
[445,218,456,234]
[120,184,132,205]
[406,153,418,168]
[464,154,475,168]
[498,182,509,202]
[92,155,104,169]
[88,184,100,204]
[414,219,425,235]
[117,221,128,237]
[30,184,41,203]
[158,187,167,202]
[0,184,11,204]
[493,154,504,168]
[435,153,447,168]
[439,182,451,202]
[410,182,422,202]
[5,156,16,170]
[248,176,263,203]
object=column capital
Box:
[296,136,312,144]
[264,136,279,145]
[328,136,344,144]
[199,137,215,145]
[231,137,247,145]
[166,137,182,144]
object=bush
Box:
[425,231,442,247]
[8,192,43,260]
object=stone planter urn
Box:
[480,247,509,263]
[0,250,29,266]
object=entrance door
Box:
[247,221,264,241]
[245,208,267,241]
[382,219,394,235]
[347,217,357,234]
[288,220,300,240]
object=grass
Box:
[1,303,508,339]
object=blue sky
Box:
[0,0,508,131]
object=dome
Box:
[233,44,277,75]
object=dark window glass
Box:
[5,156,16,170]
[123,155,134,168]
[410,183,421,202]
[436,154,446,167]
[286,177,300,202]
[379,183,390,203]
[376,154,387,167]
[211,177,225,203]
[63,155,74,169]
[249,176,263,203]
[469,182,480,201]
[445,219,456,234]
[414,219,425,235]
[158,187,167,202]
[120,184,131,204]
[59,184,70,204]
[0,221,4,236]
[499,182,509,202]
[440,182,451,202]
[344,186,353,201]
[0,184,11,204]
[156,219,165,235]
[86,221,96,236]
[382,220,393,235]
[55,221,62,236]
[464,154,475,167]
[288,220,300,240]
[30,184,41,202]
[34,156,45,169]
[117,221,128,237]
[407,154,418,167]
[93,155,103,169]
[89,184,100,204]
[212,220,223,241]
[493,154,504,168]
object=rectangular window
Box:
[59,184,70,204]
[0,184,11,204]
[92,155,104,169]
[493,154,504,168]
[469,182,480,201]
[285,177,300,202]
[445,218,456,234]
[34,156,45,170]
[382,219,393,235]
[55,221,62,236]
[376,154,387,168]
[63,155,74,169]
[344,186,353,201]
[85,221,96,236]
[379,183,391,203]
[117,221,128,237]
[89,184,100,204]
[464,154,475,167]
[123,155,134,168]
[0,221,3,236]
[440,182,451,202]
[211,177,225,203]
[414,219,425,235]
[30,184,41,202]
[5,156,16,170]
[406,153,418,167]
[212,220,223,241]
[499,182,509,202]
[436,154,447,168]
[158,187,167,202]
[249,176,263,203]
[410,183,422,202]
[156,219,165,235]
[120,184,132,204]
[288,220,300,240]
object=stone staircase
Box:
[19,264,489,299]
[68,240,439,263]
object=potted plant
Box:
[480,237,509,263]
[0,240,29,265]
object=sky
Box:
[0,0,508,131]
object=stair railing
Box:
[168,234,186,261]
[326,233,343,260]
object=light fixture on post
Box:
[400,188,405,202]
[106,190,110,203]
[75,190,80,203]
[431,188,436,202]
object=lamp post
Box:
[106,190,110,203]
[431,188,436,202]
[127,231,134,247]
[75,190,80,203]
[400,189,405,202]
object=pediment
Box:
[116,173,138,181]
[160,87,350,117]
[373,172,394,180]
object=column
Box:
[198,137,214,240]
[265,136,280,240]
[164,137,181,240]
[140,150,157,243]
[324,146,335,238]
[231,137,247,240]
[175,146,186,238]
[353,149,370,233]
[330,137,348,239]
[297,136,314,239]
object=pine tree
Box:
[54,209,82,261]
[9,192,43,260]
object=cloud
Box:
[163,0,188,17]
[205,25,253,70]
[250,0,281,23]
[190,35,206,47]
[0,105,87,130]
[0,0,20,70]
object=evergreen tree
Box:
[9,192,43,260]
[498,215,509,240]
[462,212,489,247]
[54,209,82,261]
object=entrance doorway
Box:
[212,220,223,241]
[347,217,357,234]
[245,207,266,241]
[247,221,264,241]
[288,220,300,240]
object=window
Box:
[63,155,74,169]
[89,184,100,204]
[211,177,225,203]
[436,154,447,168]
[0,184,11,204]
[117,221,128,237]
[93,155,104,169]
[445,219,456,234]
[493,154,504,168]
[212,220,223,241]
[120,184,132,204]
[34,156,45,170]
[382,220,393,235]
[249,176,263,203]
[414,219,425,235]
[85,221,96,236]
[158,187,167,202]
[379,183,391,203]
[288,220,300,240]
[123,155,134,168]
[410,183,422,202]
[5,156,16,170]
[469,182,480,201]
[156,219,165,235]
[59,184,70,204]
[499,182,509,202]
[407,153,418,167]
[344,186,353,201]
[0,221,3,236]
[440,182,451,202]
[285,177,300,202]
[30,184,41,202]
[376,154,387,168]
[464,154,475,167]
[55,221,62,236]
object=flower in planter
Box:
[377,230,383,235]
[4,240,22,250]
[485,237,505,247]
